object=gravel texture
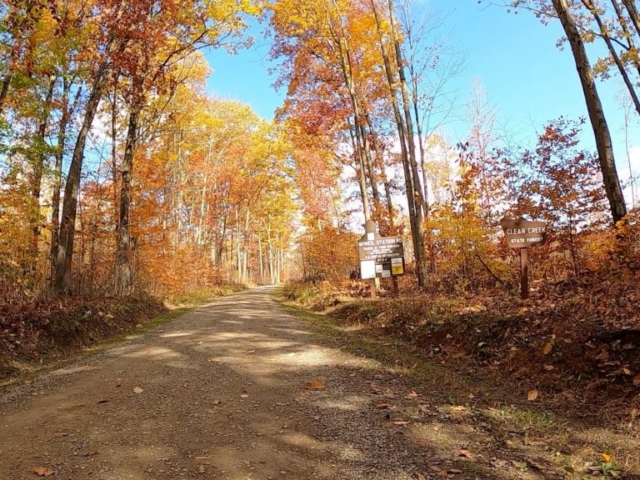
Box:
[0,287,447,480]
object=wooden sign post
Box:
[520,247,529,300]
[363,220,378,299]
[499,217,547,300]
[357,220,405,299]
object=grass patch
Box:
[274,291,485,402]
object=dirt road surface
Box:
[3,287,638,480]
[0,287,453,480]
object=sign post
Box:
[520,247,529,300]
[363,220,377,299]
[499,217,547,300]
[357,220,405,298]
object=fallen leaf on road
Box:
[448,468,462,474]
[97,399,110,404]
[83,450,98,457]
[542,342,553,355]
[406,390,419,398]
[416,473,426,480]
[305,380,326,390]
[543,365,554,371]
[393,420,409,426]
[376,403,391,409]
[528,390,539,401]
[33,466,55,476]
[133,387,143,394]
[195,455,212,461]
[383,388,396,399]
[602,453,612,462]
[459,449,473,458]
[634,374,640,386]
[212,399,221,405]
[240,394,249,398]
[53,432,68,438]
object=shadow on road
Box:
[1,287,636,479]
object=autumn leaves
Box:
[0,0,292,299]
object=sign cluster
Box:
[357,232,405,280]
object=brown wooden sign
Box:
[499,217,547,249]
[499,217,547,300]
[357,236,404,262]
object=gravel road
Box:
[0,287,440,480]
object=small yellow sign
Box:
[392,264,404,275]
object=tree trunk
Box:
[370,0,427,287]
[30,77,55,262]
[50,78,78,286]
[258,235,264,283]
[389,3,428,287]
[609,0,640,82]
[114,100,141,295]
[552,0,627,223]
[54,65,109,295]
[621,0,640,38]
[348,123,372,220]
[582,0,640,116]
[326,2,373,221]
[371,135,397,234]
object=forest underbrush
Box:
[0,284,246,384]
[283,267,640,421]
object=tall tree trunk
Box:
[552,0,627,223]
[621,0,640,37]
[114,100,141,295]
[54,65,109,295]
[258,235,264,283]
[388,2,428,286]
[111,77,119,228]
[582,0,640,116]
[362,117,382,216]
[326,1,375,221]
[370,0,427,287]
[371,135,397,234]
[348,122,372,220]
[216,215,227,266]
[610,0,640,81]
[242,208,250,282]
[30,77,55,262]
[50,78,78,285]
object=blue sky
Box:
[204,1,639,180]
